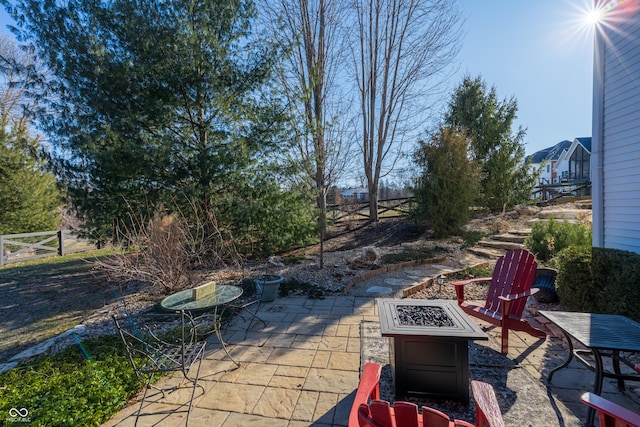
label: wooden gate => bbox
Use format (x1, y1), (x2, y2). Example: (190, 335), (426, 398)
(0, 230), (95, 266)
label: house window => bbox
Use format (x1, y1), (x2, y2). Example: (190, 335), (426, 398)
(569, 147), (590, 180)
(547, 164), (550, 173)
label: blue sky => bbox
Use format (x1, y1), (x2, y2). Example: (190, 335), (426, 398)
(452, 0), (596, 155)
(0, 1), (595, 158)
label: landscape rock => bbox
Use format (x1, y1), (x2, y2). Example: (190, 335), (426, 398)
(515, 204), (541, 216)
(362, 247), (379, 262)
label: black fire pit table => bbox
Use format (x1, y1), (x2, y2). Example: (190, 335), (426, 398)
(377, 299), (488, 404)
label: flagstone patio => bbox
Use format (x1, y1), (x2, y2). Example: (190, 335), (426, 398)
(103, 294), (640, 427)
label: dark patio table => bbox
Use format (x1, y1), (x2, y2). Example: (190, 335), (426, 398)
(539, 310), (640, 427)
(378, 299), (488, 404)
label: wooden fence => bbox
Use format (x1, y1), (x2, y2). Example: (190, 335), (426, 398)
(0, 230), (96, 266)
(327, 197), (415, 224)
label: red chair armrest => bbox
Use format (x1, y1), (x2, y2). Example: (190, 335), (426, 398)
(581, 392), (640, 427)
(471, 380), (506, 427)
(452, 277), (492, 304)
(451, 277), (492, 288)
(498, 288), (539, 303)
(349, 363), (382, 427)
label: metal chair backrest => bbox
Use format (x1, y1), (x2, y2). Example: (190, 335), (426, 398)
(112, 310), (201, 378)
(112, 309), (206, 425)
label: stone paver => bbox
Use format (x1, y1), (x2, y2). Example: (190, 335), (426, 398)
(103, 287), (640, 427)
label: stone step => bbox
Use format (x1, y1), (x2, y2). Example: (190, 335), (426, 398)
(490, 233), (528, 244)
(467, 246), (505, 260)
(506, 229), (532, 236)
(477, 239), (525, 251)
(537, 209), (583, 220)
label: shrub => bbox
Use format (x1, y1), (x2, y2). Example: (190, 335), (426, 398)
(524, 218), (592, 261)
(555, 245), (594, 312)
(459, 230), (487, 249)
(412, 127), (480, 238)
(592, 247), (640, 322)
(555, 246), (640, 322)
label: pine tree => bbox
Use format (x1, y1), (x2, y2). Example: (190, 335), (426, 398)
(413, 127), (479, 238)
(0, 120), (61, 235)
(445, 75), (536, 212)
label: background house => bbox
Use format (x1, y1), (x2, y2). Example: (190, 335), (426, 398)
(555, 137), (592, 183)
(592, 0), (640, 254)
(527, 138), (591, 185)
(528, 140), (572, 184)
(340, 187), (369, 201)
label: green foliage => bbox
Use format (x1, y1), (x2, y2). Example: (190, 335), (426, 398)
(555, 246), (640, 322)
(524, 218), (592, 261)
(5, 0), (312, 251)
(444, 75), (538, 211)
(220, 178), (317, 256)
(591, 247), (640, 322)
(459, 229), (487, 249)
(412, 127), (479, 238)
(0, 335), (141, 426)
(0, 120), (61, 235)
(555, 245), (594, 312)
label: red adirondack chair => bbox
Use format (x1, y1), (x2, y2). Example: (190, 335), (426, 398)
(350, 363), (505, 427)
(452, 249), (546, 354)
(357, 400), (475, 427)
(581, 392), (640, 427)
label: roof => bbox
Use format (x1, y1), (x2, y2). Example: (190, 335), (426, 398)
(527, 140), (572, 164)
(575, 137), (592, 152)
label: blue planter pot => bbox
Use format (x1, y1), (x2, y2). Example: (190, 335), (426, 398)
(254, 274), (283, 302)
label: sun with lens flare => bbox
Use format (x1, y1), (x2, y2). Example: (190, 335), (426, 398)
(584, 8), (604, 26)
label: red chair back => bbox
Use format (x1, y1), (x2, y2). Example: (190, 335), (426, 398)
(484, 249), (537, 318)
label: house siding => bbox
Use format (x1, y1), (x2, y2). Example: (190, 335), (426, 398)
(593, 0), (640, 253)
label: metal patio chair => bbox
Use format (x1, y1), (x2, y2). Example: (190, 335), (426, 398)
(112, 310), (206, 426)
(224, 278), (267, 337)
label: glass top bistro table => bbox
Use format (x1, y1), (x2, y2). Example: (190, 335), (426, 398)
(539, 310), (640, 427)
(161, 284), (243, 365)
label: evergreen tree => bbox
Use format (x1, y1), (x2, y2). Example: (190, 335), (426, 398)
(444, 75), (536, 212)
(3, 0), (315, 253)
(413, 127), (479, 238)
(0, 122), (61, 235)
(0, 34), (61, 235)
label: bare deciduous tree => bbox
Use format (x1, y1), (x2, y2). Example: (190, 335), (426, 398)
(348, 0), (462, 221)
(258, 0), (352, 268)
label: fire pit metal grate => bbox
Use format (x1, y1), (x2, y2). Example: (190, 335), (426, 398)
(396, 305), (455, 327)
